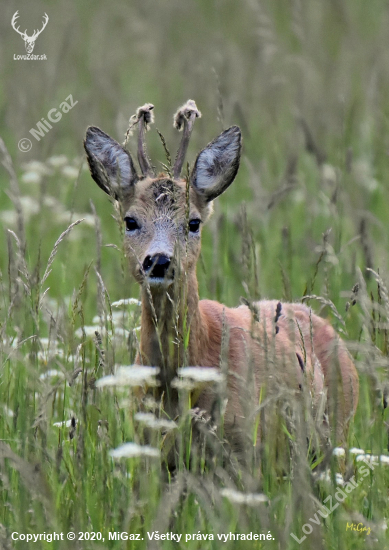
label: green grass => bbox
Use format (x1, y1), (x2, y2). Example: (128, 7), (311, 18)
(1, 0), (389, 548)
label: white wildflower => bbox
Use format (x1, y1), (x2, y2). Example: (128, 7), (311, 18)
(96, 365), (160, 388)
(332, 447), (345, 457)
(36, 338), (64, 364)
(109, 442), (160, 459)
(40, 369), (65, 380)
(134, 412), (177, 431)
(0, 211), (17, 226)
(43, 196), (62, 209)
(355, 454), (369, 462)
(39, 337), (50, 346)
(2, 196), (42, 226)
(61, 166), (79, 179)
(335, 473), (344, 486)
(21, 160), (52, 176)
(349, 447), (365, 455)
(80, 214), (95, 227)
(317, 470), (331, 483)
(317, 469), (344, 485)
(4, 406), (14, 418)
(172, 367), (224, 391)
(66, 353), (89, 364)
(220, 488), (268, 506)
(53, 418), (77, 428)
(353, 159), (379, 192)
(356, 454), (389, 466)
(171, 378), (198, 391)
(292, 189), (305, 204)
(21, 171), (42, 184)
(177, 367), (224, 383)
(47, 155), (68, 168)
(20, 196), (40, 217)
(356, 454), (379, 464)
(321, 163), (338, 187)
(142, 396), (160, 411)
(112, 298), (141, 308)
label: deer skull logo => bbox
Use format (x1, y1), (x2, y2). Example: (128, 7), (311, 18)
(11, 11), (49, 54)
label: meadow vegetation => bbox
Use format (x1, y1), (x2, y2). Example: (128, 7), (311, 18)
(1, 0), (389, 548)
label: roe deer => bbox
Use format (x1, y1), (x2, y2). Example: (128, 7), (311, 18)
(84, 101), (358, 455)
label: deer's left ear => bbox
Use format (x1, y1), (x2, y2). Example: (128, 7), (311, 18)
(190, 126), (241, 202)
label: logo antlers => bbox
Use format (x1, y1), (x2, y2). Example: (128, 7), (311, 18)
(11, 11), (49, 54)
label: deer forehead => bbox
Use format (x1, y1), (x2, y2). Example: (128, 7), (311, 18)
(123, 177), (209, 222)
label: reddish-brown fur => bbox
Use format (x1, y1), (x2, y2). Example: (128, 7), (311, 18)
(84, 102), (359, 453)
(140, 273), (358, 445)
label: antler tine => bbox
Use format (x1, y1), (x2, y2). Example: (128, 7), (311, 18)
(11, 11), (25, 36)
(128, 103), (155, 177)
(37, 13), (49, 36)
(32, 14), (49, 39)
(11, 11), (19, 25)
(173, 100), (201, 179)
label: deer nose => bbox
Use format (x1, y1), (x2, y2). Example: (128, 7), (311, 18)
(143, 255), (172, 279)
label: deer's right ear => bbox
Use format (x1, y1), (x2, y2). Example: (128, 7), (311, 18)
(84, 126), (138, 198)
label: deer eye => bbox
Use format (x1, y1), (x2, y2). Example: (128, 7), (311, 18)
(124, 217), (140, 232)
(188, 219), (201, 233)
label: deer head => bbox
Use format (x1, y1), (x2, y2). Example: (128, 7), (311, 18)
(84, 101), (241, 294)
(11, 11), (49, 54)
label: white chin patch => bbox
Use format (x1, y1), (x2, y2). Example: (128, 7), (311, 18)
(145, 277), (174, 287)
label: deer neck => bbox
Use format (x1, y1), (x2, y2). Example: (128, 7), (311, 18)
(139, 271), (208, 380)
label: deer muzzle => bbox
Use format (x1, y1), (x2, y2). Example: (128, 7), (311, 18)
(142, 254), (174, 284)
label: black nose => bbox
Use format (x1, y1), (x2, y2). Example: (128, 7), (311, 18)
(143, 255), (172, 278)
